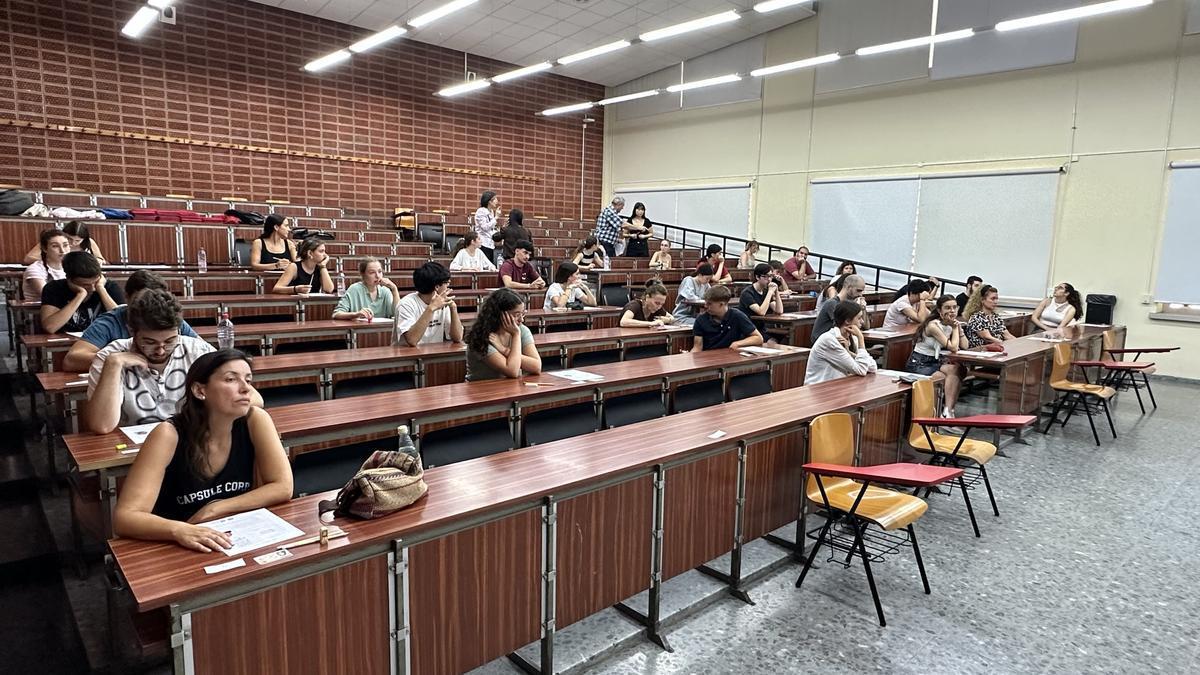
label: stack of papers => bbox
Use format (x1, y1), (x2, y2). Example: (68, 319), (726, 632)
(548, 369), (605, 383)
(739, 346), (783, 355)
(120, 422), (161, 445)
(198, 508), (306, 557)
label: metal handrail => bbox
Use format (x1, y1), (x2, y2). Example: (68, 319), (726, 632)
(651, 222), (968, 294)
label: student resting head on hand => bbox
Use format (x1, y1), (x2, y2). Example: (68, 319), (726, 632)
(113, 349), (293, 552)
(805, 300), (878, 385)
(465, 288), (542, 381)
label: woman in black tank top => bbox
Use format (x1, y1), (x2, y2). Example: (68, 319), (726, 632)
(272, 237), (335, 295)
(250, 214), (298, 271)
(113, 350), (294, 552)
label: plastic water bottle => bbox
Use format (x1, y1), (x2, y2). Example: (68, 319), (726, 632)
(233, 249), (242, 267)
(216, 312), (235, 350)
(197, 246), (208, 274)
(336, 271), (346, 297)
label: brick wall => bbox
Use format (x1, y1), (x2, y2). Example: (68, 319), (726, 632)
(0, 0), (605, 219)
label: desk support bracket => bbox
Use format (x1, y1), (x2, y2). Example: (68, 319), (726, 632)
(508, 498), (558, 674)
(613, 464), (673, 652)
(169, 605), (195, 675)
(763, 425), (809, 561)
(697, 443), (754, 605)
(390, 540), (412, 675)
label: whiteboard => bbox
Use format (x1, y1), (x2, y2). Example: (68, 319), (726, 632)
(1153, 166), (1200, 304)
(617, 186), (752, 252)
(809, 179), (919, 289)
(913, 172), (1060, 300)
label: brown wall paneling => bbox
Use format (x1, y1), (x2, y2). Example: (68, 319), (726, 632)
(81, 220), (121, 264)
(0, 218), (50, 267)
(770, 357), (806, 390)
(1, 0), (605, 220)
(556, 475), (654, 629)
(743, 430), (806, 542)
(124, 222), (177, 264)
(182, 225), (231, 265)
(662, 450), (739, 581)
(190, 555), (390, 675)
(858, 396), (906, 466)
(409, 508), (542, 675)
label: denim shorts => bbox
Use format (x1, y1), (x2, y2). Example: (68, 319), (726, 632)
(906, 351), (943, 376)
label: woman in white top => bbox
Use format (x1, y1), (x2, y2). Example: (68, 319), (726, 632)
(448, 232), (497, 272)
(805, 300), (877, 385)
(738, 240), (760, 270)
(905, 295), (969, 417)
(23, 229), (71, 300)
(649, 238), (673, 270)
(473, 191), (500, 264)
(819, 260), (857, 309)
(543, 262), (596, 310)
(1031, 281), (1083, 331)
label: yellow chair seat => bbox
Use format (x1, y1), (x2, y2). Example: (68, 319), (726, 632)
(1050, 380), (1116, 398)
(909, 432), (996, 465)
(806, 478), (929, 531)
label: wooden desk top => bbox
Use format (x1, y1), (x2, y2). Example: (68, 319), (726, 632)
(37, 325), (690, 394)
(949, 322), (1112, 365)
(67, 346), (807, 473)
(109, 373), (904, 612)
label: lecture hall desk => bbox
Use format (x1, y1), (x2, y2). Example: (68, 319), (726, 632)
(67, 346), (808, 539)
(108, 374), (910, 675)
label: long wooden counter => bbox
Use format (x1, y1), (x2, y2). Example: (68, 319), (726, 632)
(109, 374), (909, 675)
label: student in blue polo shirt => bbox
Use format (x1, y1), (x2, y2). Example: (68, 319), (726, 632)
(63, 270), (198, 373)
(691, 285), (763, 352)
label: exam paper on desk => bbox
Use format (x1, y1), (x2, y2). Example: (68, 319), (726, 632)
(198, 508), (306, 557)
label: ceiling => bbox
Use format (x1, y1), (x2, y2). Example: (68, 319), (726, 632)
(249, 0), (815, 86)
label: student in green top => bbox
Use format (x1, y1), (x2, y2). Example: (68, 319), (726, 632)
(332, 257), (400, 321)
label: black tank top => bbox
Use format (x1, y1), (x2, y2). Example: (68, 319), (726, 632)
(292, 262), (321, 292)
(153, 415), (256, 522)
(258, 237), (293, 265)
(578, 249), (601, 266)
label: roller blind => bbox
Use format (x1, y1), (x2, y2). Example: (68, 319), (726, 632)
(809, 179), (919, 289)
(932, 0), (1079, 81)
(913, 172), (1060, 299)
(1153, 165), (1200, 304)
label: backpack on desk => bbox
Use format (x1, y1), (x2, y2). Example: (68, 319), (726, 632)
(319, 426), (428, 521)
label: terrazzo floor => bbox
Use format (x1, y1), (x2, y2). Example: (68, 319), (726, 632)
(475, 379), (1200, 674)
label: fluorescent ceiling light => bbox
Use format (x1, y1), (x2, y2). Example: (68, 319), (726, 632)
(542, 102), (594, 116)
(598, 89), (661, 105)
(304, 49), (352, 72)
(640, 10), (741, 42)
(750, 52), (840, 77)
(148, 0), (174, 8)
(995, 0), (1152, 32)
(665, 73), (742, 93)
(409, 0), (480, 29)
(754, 0), (810, 13)
(121, 6), (160, 38)
(558, 40), (631, 65)
(437, 79), (491, 97)
(493, 62), (554, 83)
(348, 25), (407, 53)
(855, 28), (974, 56)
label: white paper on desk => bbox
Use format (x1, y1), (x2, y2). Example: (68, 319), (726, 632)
(356, 317), (394, 324)
(199, 508), (305, 557)
(548, 368), (605, 383)
(304, 292), (331, 296)
(65, 331), (84, 338)
(967, 351), (1005, 359)
(779, 313), (805, 319)
(1027, 336), (1068, 343)
(739, 346), (783, 355)
(1080, 323), (1110, 327)
(581, 306), (604, 311)
(876, 369), (929, 382)
(66, 377), (88, 387)
(121, 422), (161, 445)
(864, 330), (900, 338)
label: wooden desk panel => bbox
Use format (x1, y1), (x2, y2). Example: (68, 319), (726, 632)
(556, 476), (654, 629)
(743, 430), (805, 542)
(191, 556), (390, 675)
(662, 451), (738, 581)
(858, 396), (907, 466)
(409, 509), (542, 675)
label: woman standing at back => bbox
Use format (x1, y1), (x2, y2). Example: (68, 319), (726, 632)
(501, 208), (532, 262)
(249, 214), (298, 271)
(474, 191), (501, 264)
(622, 202), (653, 257)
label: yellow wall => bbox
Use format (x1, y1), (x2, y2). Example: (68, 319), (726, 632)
(603, 0), (1200, 378)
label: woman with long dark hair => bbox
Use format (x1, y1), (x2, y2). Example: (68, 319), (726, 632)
(819, 260), (858, 308)
(1032, 281), (1083, 331)
(22, 221), (108, 265)
(272, 237), (334, 294)
(501, 208), (533, 261)
(906, 295), (969, 416)
(474, 191), (500, 263)
(113, 349), (293, 552)
(465, 288), (542, 381)
(622, 202), (653, 257)
(572, 236), (608, 272)
(543, 261), (596, 310)
(250, 214), (298, 271)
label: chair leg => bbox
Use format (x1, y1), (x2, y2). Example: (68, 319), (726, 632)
(853, 519), (886, 627)
(1082, 396), (1100, 446)
(1062, 393), (1081, 427)
(959, 475), (980, 538)
(795, 514), (833, 589)
(1101, 398), (1117, 439)
(979, 465), (1000, 517)
(1043, 394), (1067, 434)
(1127, 371), (1146, 414)
(907, 525), (930, 595)
(1142, 372), (1158, 409)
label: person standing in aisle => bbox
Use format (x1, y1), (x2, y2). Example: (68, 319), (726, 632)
(474, 191), (501, 264)
(593, 196), (625, 259)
